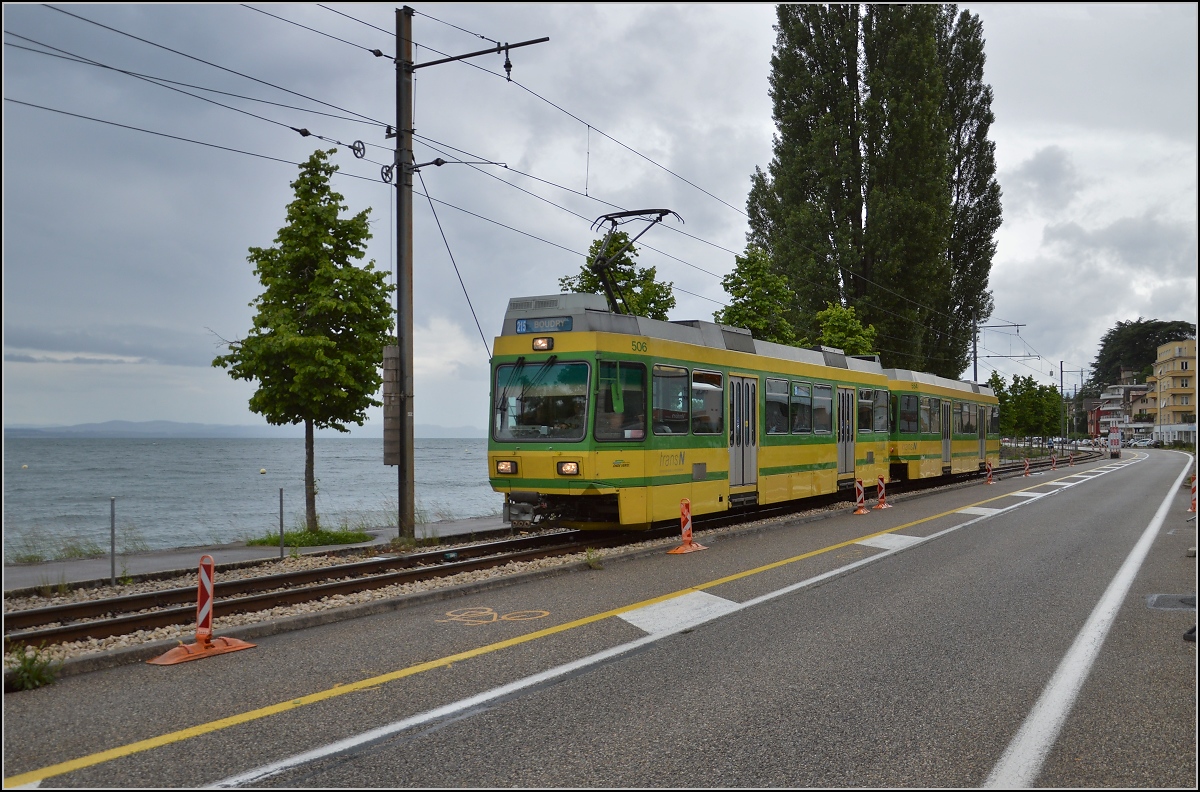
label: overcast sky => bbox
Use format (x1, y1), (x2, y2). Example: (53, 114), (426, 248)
(3, 3), (1196, 435)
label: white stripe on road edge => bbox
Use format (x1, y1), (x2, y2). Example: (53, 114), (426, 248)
(1007, 492), (1043, 498)
(208, 454), (1149, 789)
(958, 506), (1004, 516)
(983, 454), (1193, 788)
(856, 533), (925, 551)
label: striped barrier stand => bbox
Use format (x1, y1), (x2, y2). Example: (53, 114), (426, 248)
(872, 476), (893, 509)
(853, 479), (869, 515)
(668, 498), (706, 554)
(986, 462), (994, 484)
(1023, 458), (1031, 477)
(148, 555), (255, 665)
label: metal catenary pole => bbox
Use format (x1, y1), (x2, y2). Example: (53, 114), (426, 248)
(389, 8), (547, 541)
(396, 6), (416, 540)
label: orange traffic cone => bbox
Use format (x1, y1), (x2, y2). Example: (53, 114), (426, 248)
(872, 476), (893, 509)
(148, 555), (255, 665)
(668, 498), (706, 554)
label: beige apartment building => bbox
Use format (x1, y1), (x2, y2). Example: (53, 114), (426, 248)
(1152, 337), (1196, 444)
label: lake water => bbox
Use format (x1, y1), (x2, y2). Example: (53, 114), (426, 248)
(2, 437), (497, 564)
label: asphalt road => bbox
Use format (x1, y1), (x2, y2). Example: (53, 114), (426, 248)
(3, 450), (1195, 788)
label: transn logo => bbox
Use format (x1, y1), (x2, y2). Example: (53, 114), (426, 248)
(659, 451), (685, 467)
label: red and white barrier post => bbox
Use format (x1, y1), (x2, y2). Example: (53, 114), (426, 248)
(668, 498), (707, 554)
(1023, 458), (1031, 477)
(853, 479), (869, 514)
(873, 476), (893, 509)
(1051, 454), (1057, 471)
(986, 461), (994, 484)
(1190, 476), (1196, 514)
(148, 555), (255, 665)
(1069, 452), (1074, 467)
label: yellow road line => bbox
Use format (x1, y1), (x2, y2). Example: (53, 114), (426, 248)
(2, 470), (1100, 788)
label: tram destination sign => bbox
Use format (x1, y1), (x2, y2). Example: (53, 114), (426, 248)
(515, 316), (572, 334)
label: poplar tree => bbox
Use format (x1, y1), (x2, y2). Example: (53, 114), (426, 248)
(213, 150), (394, 532)
(746, 3), (1001, 378)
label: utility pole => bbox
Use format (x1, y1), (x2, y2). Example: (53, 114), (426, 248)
(384, 7), (548, 540)
(973, 320), (1026, 382)
(395, 6), (415, 541)
(1061, 365), (1085, 436)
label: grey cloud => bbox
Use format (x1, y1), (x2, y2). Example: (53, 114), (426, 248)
(3, 353), (146, 365)
(1003, 146), (1085, 214)
(1043, 213), (1197, 277)
(4, 325), (221, 367)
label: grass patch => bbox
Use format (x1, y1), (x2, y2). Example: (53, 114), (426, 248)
(246, 528), (371, 548)
(5, 644), (62, 692)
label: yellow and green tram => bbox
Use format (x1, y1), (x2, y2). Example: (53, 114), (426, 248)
(489, 293), (1000, 529)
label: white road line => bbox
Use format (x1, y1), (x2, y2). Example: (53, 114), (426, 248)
(1042, 482), (1073, 487)
(1007, 492), (1043, 498)
(619, 590), (740, 634)
(983, 455), (1193, 788)
(856, 533), (925, 551)
(958, 506), (1003, 516)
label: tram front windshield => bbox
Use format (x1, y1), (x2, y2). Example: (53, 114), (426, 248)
(493, 361), (589, 441)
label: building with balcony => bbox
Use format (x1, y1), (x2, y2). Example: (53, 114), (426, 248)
(1152, 338), (1196, 444)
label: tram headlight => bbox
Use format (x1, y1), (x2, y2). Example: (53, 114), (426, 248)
(532, 337), (554, 351)
(556, 461), (580, 476)
(495, 460), (518, 475)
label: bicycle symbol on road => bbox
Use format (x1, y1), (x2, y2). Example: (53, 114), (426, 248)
(437, 607), (550, 626)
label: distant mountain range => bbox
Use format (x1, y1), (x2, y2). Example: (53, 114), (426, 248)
(3, 420), (486, 439)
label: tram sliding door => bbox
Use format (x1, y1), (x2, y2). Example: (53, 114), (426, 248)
(941, 400), (953, 467)
(837, 387), (855, 476)
(729, 376), (758, 486)
(978, 406), (986, 461)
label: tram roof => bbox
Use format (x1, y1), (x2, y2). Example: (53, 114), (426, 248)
(502, 293), (885, 375)
(883, 368), (995, 397)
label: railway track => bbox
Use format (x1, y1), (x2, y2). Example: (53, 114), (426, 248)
(4, 449), (1098, 650)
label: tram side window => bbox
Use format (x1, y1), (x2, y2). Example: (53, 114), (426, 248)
(652, 365), (690, 435)
(791, 382), (812, 433)
(873, 389), (889, 432)
(990, 406), (1000, 434)
(692, 370), (724, 434)
(900, 395), (920, 434)
(919, 397), (931, 434)
(812, 384), (833, 433)
(952, 402), (964, 435)
(595, 361), (646, 441)
(929, 398), (942, 434)
(964, 404), (976, 434)
(765, 378), (789, 434)
(858, 389), (874, 433)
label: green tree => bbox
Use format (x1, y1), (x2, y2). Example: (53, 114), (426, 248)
(746, 3), (862, 342)
(815, 302), (877, 356)
(713, 245), (801, 345)
(986, 370), (1013, 436)
(929, 6), (1002, 376)
(213, 149), (394, 532)
(747, 3), (1000, 377)
(559, 231), (675, 320)
(1087, 318), (1195, 389)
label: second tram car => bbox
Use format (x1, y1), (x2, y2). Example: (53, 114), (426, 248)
(489, 293), (999, 529)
